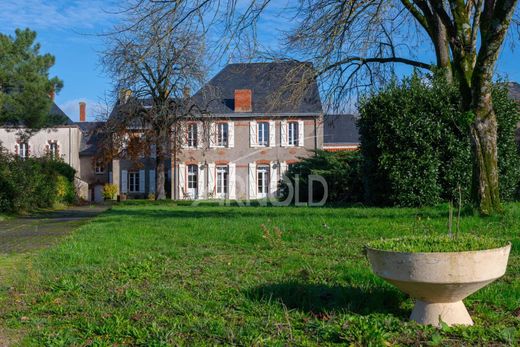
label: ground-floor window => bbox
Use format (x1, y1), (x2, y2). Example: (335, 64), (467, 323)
(19, 142), (28, 159)
(187, 164), (198, 198)
(257, 165), (269, 198)
(216, 165), (228, 198)
(129, 171), (140, 193)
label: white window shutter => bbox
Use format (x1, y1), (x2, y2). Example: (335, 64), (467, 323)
(298, 120), (305, 146)
(197, 163), (205, 199)
(248, 162), (256, 199)
(228, 162), (236, 199)
(149, 169), (156, 193)
(121, 170), (128, 193)
(180, 124), (187, 149)
(207, 163), (215, 197)
(270, 162), (278, 197)
(280, 162), (288, 178)
(197, 122), (203, 148)
(249, 121), (258, 147)
(209, 123), (217, 148)
(139, 170), (145, 193)
(178, 163), (186, 195)
(269, 121), (276, 147)
(228, 121), (235, 148)
(280, 120), (288, 147)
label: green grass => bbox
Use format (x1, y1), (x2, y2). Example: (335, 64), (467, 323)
(367, 234), (507, 252)
(0, 202), (518, 346)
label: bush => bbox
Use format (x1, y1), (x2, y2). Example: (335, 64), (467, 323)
(103, 184), (118, 200)
(0, 150), (77, 213)
(358, 74), (520, 207)
(279, 150), (363, 204)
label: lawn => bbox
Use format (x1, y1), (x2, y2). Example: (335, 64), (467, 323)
(0, 202), (518, 345)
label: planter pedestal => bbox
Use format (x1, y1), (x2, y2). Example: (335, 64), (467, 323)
(367, 244), (511, 327)
(411, 300), (472, 326)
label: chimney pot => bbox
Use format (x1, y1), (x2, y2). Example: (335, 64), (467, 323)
(49, 90), (55, 102)
(79, 102), (86, 122)
(234, 89), (252, 112)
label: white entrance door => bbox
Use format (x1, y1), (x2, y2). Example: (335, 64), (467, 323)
(257, 165), (269, 198)
(216, 166), (228, 199)
(187, 164), (198, 199)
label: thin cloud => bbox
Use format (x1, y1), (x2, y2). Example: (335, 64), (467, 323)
(59, 99), (108, 122)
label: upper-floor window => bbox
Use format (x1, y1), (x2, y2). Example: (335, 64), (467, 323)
(187, 123), (198, 148)
(95, 162), (104, 174)
(49, 142), (58, 159)
(288, 122), (299, 146)
(258, 122), (269, 146)
(217, 123), (228, 147)
(19, 142), (28, 159)
(129, 171), (140, 193)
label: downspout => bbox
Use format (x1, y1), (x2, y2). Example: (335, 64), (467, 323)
(69, 127), (71, 165)
(314, 116), (318, 154)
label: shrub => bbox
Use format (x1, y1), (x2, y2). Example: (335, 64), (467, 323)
(103, 184), (118, 200)
(280, 150), (363, 204)
(358, 74), (520, 207)
(0, 150), (77, 213)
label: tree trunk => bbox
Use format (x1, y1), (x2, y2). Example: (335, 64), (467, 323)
(470, 107), (501, 215)
(156, 145), (166, 200)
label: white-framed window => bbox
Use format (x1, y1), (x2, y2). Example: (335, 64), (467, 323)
(49, 142), (58, 159)
(288, 122), (298, 146)
(187, 164), (198, 198)
(129, 171), (140, 193)
(187, 123), (198, 148)
(216, 165), (228, 197)
(217, 123), (229, 147)
(19, 142), (28, 159)
(257, 165), (270, 198)
(95, 162), (105, 174)
(257, 122), (269, 146)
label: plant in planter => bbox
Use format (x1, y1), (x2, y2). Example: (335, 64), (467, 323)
(102, 183), (118, 201)
(366, 201), (511, 327)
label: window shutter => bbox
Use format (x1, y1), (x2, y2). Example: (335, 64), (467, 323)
(228, 122), (235, 148)
(197, 163), (205, 199)
(280, 120), (288, 147)
(248, 162), (256, 200)
(249, 121), (258, 147)
(228, 162), (236, 199)
(269, 121), (276, 147)
(178, 164), (186, 195)
(208, 163), (215, 197)
(197, 122), (203, 148)
(270, 162), (278, 197)
(209, 123), (217, 148)
(149, 169), (156, 193)
(121, 170), (128, 193)
(150, 144), (157, 158)
(298, 120), (305, 146)
(109, 172), (113, 184)
(280, 162), (288, 178)
(139, 170), (145, 193)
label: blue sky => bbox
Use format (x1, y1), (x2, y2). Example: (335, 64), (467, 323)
(0, 1), (518, 121)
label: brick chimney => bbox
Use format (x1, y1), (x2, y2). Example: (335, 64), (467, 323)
(79, 102), (86, 122)
(234, 89), (252, 112)
(49, 90), (55, 101)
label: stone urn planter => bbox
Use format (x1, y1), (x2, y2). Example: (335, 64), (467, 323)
(366, 243), (511, 326)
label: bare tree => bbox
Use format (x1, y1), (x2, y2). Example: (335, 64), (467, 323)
(100, 7), (206, 199)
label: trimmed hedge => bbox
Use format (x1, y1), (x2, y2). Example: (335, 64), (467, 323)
(0, 151), (77, 212)
(358, 75), (520, 207)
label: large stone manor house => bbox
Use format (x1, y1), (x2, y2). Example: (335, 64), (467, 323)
(0, 62), (360, 201)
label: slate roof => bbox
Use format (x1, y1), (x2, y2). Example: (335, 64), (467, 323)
(323, 114), (360, 145)
(192, 61), (323, 115)
(1, 102), (74, 127)
(507, 82), (520, 101)
(77, 121), (105, 156)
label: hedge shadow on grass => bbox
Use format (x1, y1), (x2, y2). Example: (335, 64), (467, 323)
(245, 281), (408, 317)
